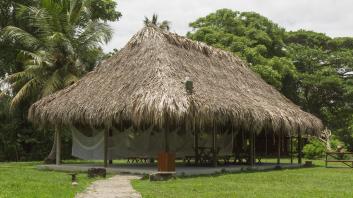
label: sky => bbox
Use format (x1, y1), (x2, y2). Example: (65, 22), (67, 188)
(104, 0), (353, 52)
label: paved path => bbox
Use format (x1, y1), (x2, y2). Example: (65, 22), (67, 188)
(75, 175), (142, 198)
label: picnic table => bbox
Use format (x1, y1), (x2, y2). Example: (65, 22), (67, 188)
(127, 156), (150, 164)
(184, 146), (220, 165)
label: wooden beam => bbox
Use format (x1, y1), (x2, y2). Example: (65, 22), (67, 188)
(109, 129), (113, 165)
(290, 136), (293, 164)
(164, 114), (170, 153)
(212, 127), (217, 167)
(250, 131), (255, 167)
(55, 126), (61, 165)
(194, 121), (199, 165)
(164, 128), (169, 152)
(104, 128), (108, 167)
(298, 131), (302, 164)
(277, 132), (281, 165)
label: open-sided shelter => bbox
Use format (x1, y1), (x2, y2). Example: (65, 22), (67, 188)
(29, 26), (323, 167)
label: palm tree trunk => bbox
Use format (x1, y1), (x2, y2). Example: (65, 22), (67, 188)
(44, 131), (57, 164)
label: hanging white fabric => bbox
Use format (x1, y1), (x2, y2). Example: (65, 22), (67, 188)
(71, 126), (234, 160)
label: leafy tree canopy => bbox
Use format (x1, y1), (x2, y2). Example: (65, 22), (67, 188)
(188, 8), (353, 149)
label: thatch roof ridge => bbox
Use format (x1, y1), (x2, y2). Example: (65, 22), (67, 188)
(28, 26), (323, 135)
(127, 25), (243, 64)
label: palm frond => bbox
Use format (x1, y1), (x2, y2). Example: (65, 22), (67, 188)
(6, 70), (35, 84)
(76, 22), (112, 49)
(143, 17), (150, 26)
(69, 0), (83, 24)
(42, 69), (62, 96)
(18, 50), (53, 66)
(16, 4), (53, 39)
(63, 72), (79, 87)
(2, 26), (41, 49)
(10, 78), (41, 109)
(152, 14), (158, 25)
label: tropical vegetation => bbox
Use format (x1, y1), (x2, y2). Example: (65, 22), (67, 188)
(0, 0), (120, 161)
(187, 9), (353, 151)
(0, 5), (353, 162)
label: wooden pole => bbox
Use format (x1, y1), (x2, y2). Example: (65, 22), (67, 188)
(55, 126), (61, 165)
(109, 129), (113, 165)
(290, 136), (293, 164)
(164, 128), (169, 152)
(104, 128), (108, 167)
(194, 121), (199, 165)
(298, 131), (302, 165)
(277, 132), (281, 165)
(212, 126), (217, 167)
(250, 131), (255, 167)
(164, 113), (170, 153)
(265, 131), (268, 156)
(254, 131), (256, 165)
(231, 127), (235, 162)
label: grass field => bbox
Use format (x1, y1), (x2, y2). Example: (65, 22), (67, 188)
(0, 162), (95, 198)
(132, 159), (353, 198)
(1, 159), (353, 198)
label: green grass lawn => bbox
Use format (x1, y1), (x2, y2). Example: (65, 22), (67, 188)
(132, 159), (353, 198)
(0, 162), (95, 198)
(1, 159), (352, 198)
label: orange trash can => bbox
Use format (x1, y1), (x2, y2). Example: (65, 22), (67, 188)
(158, 152), (176, 172)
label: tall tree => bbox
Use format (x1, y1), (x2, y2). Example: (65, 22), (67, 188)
(188, 9), (353, 150)
(1, 0), (121, 162)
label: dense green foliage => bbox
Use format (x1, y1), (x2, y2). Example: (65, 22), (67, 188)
(303, 139), (326, 159)
(0, 0), (120, 161)
(0, 162), (95, 198)
(1, 6), (353, 161)
(187, 9), (353, 150)
(133, 160), (353, 198)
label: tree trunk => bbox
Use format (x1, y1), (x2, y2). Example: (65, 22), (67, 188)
(44, 131), (57, 164)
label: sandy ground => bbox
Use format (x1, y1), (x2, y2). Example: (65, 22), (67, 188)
(75, 175), (142, 198)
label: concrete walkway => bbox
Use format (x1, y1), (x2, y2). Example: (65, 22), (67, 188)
(39, 163), (301, 176)
(75, 175), (142, 198)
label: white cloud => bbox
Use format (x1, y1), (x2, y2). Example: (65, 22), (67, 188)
(104, 0), (353, 52)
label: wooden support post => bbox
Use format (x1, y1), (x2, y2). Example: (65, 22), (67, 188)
(212, 127), (217, 167)
(290, 136), (293, 164)
(232, 129), (236, 163)
(325, 152), (328, 168)
(104, 128), (108, 168)
(265, 131), (268, 156)
(164, 128), (169, 152)
(254, 132), (256, 165)
(55, 126), (61, 165)
(250, 131), (255, 167)
(277, 132), (281, 165)
(108, 129), (113, 165)
(194, 126), (199, 166)
(298, 131), (302, 165)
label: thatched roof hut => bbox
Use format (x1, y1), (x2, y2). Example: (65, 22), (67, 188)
(28, 26), (323, 136)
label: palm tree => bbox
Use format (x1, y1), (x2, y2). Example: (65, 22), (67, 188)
(144, 14), (171, 31)
(2, 0), (113, 163)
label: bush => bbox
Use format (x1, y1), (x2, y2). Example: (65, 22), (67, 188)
(303, 138), (326, 159)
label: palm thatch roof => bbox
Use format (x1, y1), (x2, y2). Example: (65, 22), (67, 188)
(28, 26), (323, 136)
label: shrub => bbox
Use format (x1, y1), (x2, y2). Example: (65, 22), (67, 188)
(303, 138), (326, 159)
